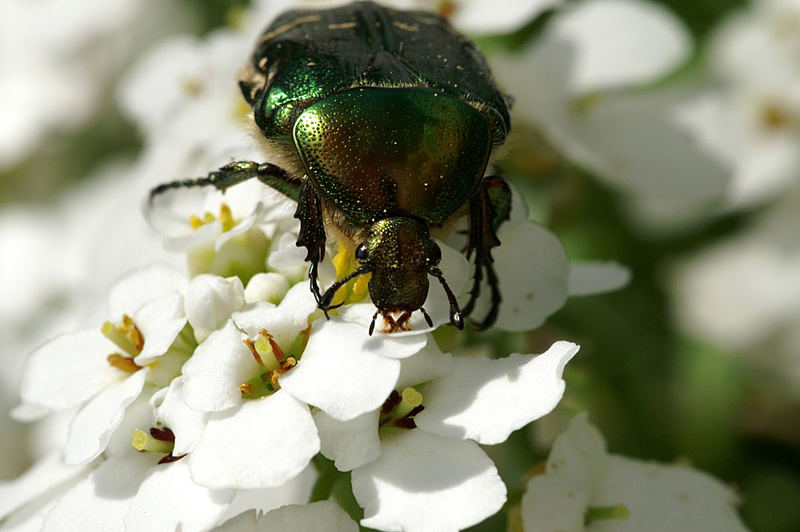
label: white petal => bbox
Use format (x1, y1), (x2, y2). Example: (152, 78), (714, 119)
(185, 274), (245, 342)
(42, 452), (155, 532)
(415, 341), (579, 444)
(279, 321), (404, 421)
(0, 454), (90, 520)
(259, 501), (358, 532)
(63, 370), (147, 465)
(19, 330), (123, 411)
(395, 342), (454, 390)
(352, 430), (506, 532)
(493, 48), (729, 210)
(108, 263), (188, 317)
(152, 377), (208, 455)
(486, 221), (570, 331)
(132, 292), (187, 363)
(215, 202), (267, 252)
(520, 473), (588, 532)
(314, 409), (381, 472)
(182, 321), (259, 412)
(232, 282), (318, 346)
(125, 460), (235, 532)
(548, 0), (690, 94)
(592, 456), (748, 532)
(218, 501), (358, 532)
(244, 272), (290, 304)
(105, 386), (158, 458)
(450, 0), (560, 35)
(218, 464), (317, 524)
(189, 390), (319, 489)
(568, 261), (631, 296)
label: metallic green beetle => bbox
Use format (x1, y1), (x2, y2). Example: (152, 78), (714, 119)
(150, 1), (513, 334)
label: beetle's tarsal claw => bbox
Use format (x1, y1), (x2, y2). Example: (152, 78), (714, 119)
(451, 311), (464, 330)
(369, 312), (379, 336)
(420, 307), (434, 327)
(429, 267), (464, 331)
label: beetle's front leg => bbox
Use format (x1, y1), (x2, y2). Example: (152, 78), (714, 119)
(149, 161), (299, 202)
(461, 175), (511, 330)
(294, 179), (328, 309)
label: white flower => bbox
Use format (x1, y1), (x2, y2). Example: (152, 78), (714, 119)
(12, 263), (206, 465)
(674, 0), (800, 208)
(491, 0), (731, 227)
(520, 412), (748, 532)
(316, 341), (580, 531)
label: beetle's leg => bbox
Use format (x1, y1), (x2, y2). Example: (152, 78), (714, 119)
(461, 175), (511, 330)
(295, 180), (328, 308)
(149, 161), (299, 202)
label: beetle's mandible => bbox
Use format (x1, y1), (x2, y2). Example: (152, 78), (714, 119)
(150, 0), (514, 335)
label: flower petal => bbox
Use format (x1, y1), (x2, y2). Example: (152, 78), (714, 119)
(546, 0), (690, 94)
(0, 453), (90, 521)
(19, 329), (123, 412)
(352, 430), (506, 532)
(218, 464), (317, 524)
(152, 377), (208, 455)
(41, 452), (154, 532)
(484, 221), (570, 332)
(185, 274), (245, 343)
(108, 263), (188, 317)
(278, 321), (405, 421)
(568, 261), (631, 296)
(314, 409), (381, 472)
(218, 501), (358, 532)
(395, 342), (454, 390)
(125, 460), (234, 532)
(415, 341), (579, 444)
(133, 292), (187, 363)
(232, 282), (318, 347)
(63, 370), (147, 465)
(182, 320), (259, 413)
(189, 390), (319, 489)
(450, 0), (561, 35)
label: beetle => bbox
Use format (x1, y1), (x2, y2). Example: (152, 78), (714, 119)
(150, 0), (513, 334)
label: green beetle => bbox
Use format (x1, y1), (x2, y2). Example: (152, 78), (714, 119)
(150, 1), (513, 334)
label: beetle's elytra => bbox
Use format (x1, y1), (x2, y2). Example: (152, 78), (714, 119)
(150, 0), (513, 334)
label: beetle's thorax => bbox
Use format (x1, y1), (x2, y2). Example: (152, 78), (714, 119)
(292, 87), (492, 228)
(364, 217), (435, 313)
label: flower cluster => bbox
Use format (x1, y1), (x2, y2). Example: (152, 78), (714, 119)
(0, 1), (754, 531)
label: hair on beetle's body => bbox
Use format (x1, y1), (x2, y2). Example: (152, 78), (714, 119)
(150, 0), (514, 334)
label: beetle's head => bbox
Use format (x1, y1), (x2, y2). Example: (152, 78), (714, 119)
(318, 216), (462, 334)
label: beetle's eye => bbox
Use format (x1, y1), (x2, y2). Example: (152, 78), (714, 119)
(355, 243), (369, 261)
(428, 243), (442, 266)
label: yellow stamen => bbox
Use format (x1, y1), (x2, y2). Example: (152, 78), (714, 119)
(394, 387), (423, 419)
(107, 354), (142, 374)
(352, 274), (370, 298)
(270, 357), (297, 388)
(219, 203), (235, 232)
(101, 314), (143, 356)
(131, 429), (174, 454)
(332, 241), (350, 278)
(189, 214), (205, 230)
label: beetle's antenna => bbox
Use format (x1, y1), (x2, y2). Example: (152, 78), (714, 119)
(429, 268), (464, 329)
(318, 266), (371, 313)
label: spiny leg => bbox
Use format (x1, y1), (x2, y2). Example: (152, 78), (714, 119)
(295, 180), (328, 308)
(461, 175), (511, 330)
(149, 161), (299, 202)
